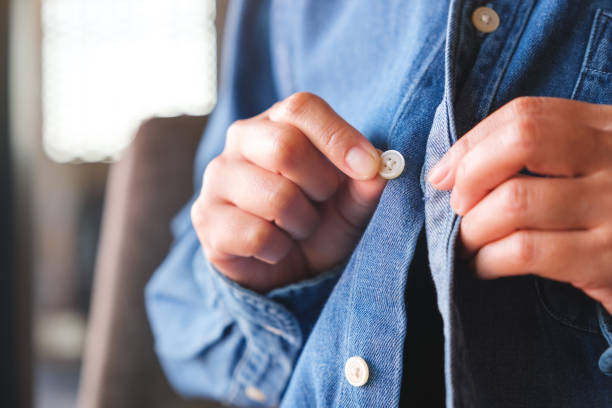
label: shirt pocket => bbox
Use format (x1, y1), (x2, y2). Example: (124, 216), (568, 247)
(571, 8), (612, 104)
(535, 8), (612, 333)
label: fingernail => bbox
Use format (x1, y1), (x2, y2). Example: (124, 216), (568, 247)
(345, 146), (378, 178)
(427, 161), (449, 186)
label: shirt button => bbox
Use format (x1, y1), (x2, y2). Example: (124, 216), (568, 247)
(379, 150), (405, 179)
(472, 7), (500, 33)
(344, 356), (370, 387)
(245, 385), (267, 402)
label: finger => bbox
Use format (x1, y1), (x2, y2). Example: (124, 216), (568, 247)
(336, 177), (389, 230)
(460, 176), (597, 255)
(204, 157), (320, 240)
(428, 97), (612, 189)
(224, 117), (342, 201)
(300, 175), (387, 271)
(472, 229), (595, 284)
(208, 246), (311, 293)
(450, 118), (607, 215)
(194, 202), (294, 265)
(266, 92), (381, 180)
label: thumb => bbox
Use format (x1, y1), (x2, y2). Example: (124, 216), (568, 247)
(300, 174), (387, 272)
(334, 175), (388, 231)
(301, 176), (387, 271)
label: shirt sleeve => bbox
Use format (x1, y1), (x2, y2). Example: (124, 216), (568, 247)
(144, 1), (343, 405)
(145, 216), (343, 406)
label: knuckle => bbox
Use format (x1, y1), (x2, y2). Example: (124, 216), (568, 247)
(597, 229), (612, 264)
(225, 119), (246, 144)
(269, 127), (302, 170)
(190, 200), (205, 228)
(508, 96), (543, 118)
(507, 118), (537, 153)
(512, 231), (536, 266)
(202, 244), (225, 266)
(206, 236), (227, 259)
(268, 179), (299, 217)
(191, 201), (213, 242)
(202, 156), (224, 190)
(277, 92), (319, 121)
(320, 125), (345, 155)
(245, 222), (274, 256)
(502, 179), (529, 217)
(459, 214), (475, 241)
(455, 160), (470, 184)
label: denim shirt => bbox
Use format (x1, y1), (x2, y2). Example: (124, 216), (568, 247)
(145, 1), (612, 406)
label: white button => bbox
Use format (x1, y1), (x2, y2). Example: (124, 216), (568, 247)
(472, 7), (500, 33)
(344, 356), (369, 387)
(379, 150), (405, 179)
(245, 386), (266, 402)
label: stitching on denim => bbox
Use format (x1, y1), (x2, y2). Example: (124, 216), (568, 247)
(444, 1), (462, 146)
(226, 289), (301, 346)
(532, 276), (600, 334)
(590, 9), (611, 53)
(583, 67), (612, 76)
(572, 9), (604, 99)
(202, 245), (302, 342)
(227, 345), (251, 403)
(233, 292), (299, 338)
(211, 265), (301, 343)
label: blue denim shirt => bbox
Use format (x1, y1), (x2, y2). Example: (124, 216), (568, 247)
(145, 1), (612, 406)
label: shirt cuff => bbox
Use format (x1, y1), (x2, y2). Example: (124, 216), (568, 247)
(597, 304), (612, 376)
(195, 248), (344, 346)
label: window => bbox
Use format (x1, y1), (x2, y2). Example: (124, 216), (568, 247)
(41, 0), (216, 162)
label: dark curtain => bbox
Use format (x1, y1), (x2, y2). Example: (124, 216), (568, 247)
(0, 0), (25, 406)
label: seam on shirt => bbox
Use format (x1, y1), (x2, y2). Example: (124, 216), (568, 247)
(583, 67), (612, 76)
(572, 8), (604, 99)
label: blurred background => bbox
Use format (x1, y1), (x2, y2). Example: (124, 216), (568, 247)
(2, 0), (226, 407)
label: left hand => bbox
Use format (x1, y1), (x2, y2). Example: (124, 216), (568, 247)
(427, 97), (612, 313)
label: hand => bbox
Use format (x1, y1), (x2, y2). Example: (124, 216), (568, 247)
(192, 92), (386, 292)
(428, 97), (612, 313)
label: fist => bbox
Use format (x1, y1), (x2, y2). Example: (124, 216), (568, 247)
(191, 92), (386, 292)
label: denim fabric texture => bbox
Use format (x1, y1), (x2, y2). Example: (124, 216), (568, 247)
(145, 0), (612, 406)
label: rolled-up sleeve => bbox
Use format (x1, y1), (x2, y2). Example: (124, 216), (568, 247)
(597, 305), (612, 376)
(145, 214), (343, 406)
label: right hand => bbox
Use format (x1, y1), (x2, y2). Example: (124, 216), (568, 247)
(191, 92), (387, 292)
